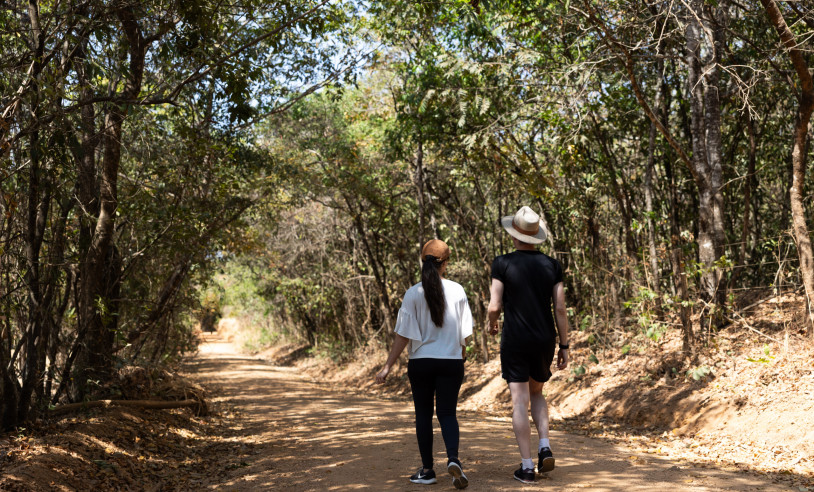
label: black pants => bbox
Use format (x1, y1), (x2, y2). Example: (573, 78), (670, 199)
(407, 358), (465, 469)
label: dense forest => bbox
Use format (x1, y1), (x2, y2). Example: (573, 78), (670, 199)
(2, 0), (813, 431)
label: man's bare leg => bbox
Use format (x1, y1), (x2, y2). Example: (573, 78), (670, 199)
(529, 378), (549, 442)
(529, 378), (555, 472)
(508, 381), (533, 462)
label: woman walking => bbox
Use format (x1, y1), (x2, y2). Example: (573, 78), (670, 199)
(375, 239), (472, 489)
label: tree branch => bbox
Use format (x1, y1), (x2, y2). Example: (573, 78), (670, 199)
(570, 2), (695, 178)
(49, 398), (205, 416)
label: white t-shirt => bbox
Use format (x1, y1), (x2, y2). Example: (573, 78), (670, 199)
(394, 279), (473, 359)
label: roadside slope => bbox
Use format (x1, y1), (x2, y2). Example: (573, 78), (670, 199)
(186, 333), (800, 491)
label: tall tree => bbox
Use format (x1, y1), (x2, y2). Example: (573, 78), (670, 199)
(759, 0), (814, 334)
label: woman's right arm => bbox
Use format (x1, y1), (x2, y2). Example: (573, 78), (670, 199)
(375, 334), (409, 384)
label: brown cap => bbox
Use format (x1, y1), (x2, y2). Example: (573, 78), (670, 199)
(421, 239), (450, 262)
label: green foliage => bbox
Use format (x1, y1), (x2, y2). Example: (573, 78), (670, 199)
(242, 325), (282, 354)
(746, 344), (776, 364)
(2, 0), (812, 430)
(644, 323), (668, 343)
(686, 366), (713, 382)
(0, 0), (362, 427)
(624, 287), (668, 343)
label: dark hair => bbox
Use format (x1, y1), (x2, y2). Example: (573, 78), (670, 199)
(422, 255), (446, 327)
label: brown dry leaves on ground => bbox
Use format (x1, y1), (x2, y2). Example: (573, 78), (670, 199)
(0, 378), (252, 492)
(548, 291), (814, 483)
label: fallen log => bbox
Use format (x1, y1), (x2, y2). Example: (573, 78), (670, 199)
(49, 399), (206, 416)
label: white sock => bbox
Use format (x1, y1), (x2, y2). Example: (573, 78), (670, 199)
(521, 458), (534, 470)
(538, 438), (550, 452)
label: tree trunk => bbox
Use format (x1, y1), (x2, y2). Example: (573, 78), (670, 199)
(73, 7), (148, 399)
(18, 0), (49, 424)
(645, 99), (661, 301)
(74, 113), (125, 398)
(69, 37), (100, 402)
(0, 207), (19, 429)
(348, 203), (394, 331)
(733, 114), (758, 287)
(663, 97), (694, 355)
(643, 24), (668, 309)
(588, 113), (637, 262)
(759, 0), (814, 334)
(579, 1), (719, 339)
(34, 198), (72, 404)
(415, 138), (426, 254)
(685, 0), (728, 328)
(45, 268), (72, 400)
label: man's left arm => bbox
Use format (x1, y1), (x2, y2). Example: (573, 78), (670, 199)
(552, 282), (570, 370)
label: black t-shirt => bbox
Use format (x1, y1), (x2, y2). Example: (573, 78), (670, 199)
(491, 250), (563, 351)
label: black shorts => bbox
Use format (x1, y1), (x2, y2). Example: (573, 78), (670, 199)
(500, 345), (555, 383)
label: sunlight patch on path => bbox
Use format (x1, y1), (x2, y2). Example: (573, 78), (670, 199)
(186, 334), (796, 491)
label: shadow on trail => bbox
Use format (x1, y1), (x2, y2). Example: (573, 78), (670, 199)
(186, 339), (802, 491)
(1, 399), (252, 491)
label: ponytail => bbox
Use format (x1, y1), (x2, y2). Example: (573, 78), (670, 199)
(422, 255), (446, 327)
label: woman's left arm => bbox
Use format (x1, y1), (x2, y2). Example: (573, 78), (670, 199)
(375, 334), (410, 384)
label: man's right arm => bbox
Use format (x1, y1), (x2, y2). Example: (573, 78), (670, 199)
(487, 278), (504, 335)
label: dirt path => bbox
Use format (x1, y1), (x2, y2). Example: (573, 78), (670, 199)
(186, 334), (793, 491)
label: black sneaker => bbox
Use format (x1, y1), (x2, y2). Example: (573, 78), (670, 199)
(447, 459), (468, 489)
(410, 467), (437, 484)
(513, 465), (535, 484)
(537, 447), (555, 473)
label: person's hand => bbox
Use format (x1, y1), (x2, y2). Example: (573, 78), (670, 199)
(375, 365), (390, 384)
(557, 349), (569, 370)
(488, 322), (499, 336)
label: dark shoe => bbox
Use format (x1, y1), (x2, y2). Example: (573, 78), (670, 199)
(513, 465), (535, 484)
(410, 467), (437, 484)
(537, 447), (555, 473)
(447, 459), (468, 489)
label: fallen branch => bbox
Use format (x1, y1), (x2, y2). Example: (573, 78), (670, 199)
(728, 313), (783, 344)
(49, 399), (206, 416)
(735, 285), (804, 315)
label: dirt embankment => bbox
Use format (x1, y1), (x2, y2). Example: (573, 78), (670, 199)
(253, 291), (814, 483)
(1, 331), (811, 491)
(192, 335), (807, 491)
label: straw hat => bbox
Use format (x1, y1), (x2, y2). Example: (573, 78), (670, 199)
(500, 206), (547, 244)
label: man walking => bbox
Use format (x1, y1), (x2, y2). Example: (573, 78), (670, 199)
(488, 206), (570, 483)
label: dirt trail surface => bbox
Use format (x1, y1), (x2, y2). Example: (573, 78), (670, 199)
(187, 334), (794, 491)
